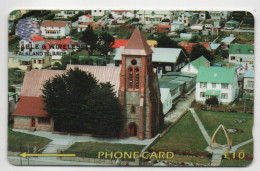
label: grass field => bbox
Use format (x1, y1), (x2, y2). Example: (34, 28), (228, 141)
(8, 125), (52, 153)
(151, 111), (209, 153)
(64, 142), (145, 160)
(220, 159), (253, 167)
(196, 110), (253, 146)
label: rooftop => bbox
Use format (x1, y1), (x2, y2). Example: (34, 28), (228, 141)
(41, 20), (68, 27)
(190, 56), (210, 69)
(229, 44), (254, 55)
(196, 67), (236, 84)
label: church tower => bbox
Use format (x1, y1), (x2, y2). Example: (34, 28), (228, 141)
(118, 28), (163, 140)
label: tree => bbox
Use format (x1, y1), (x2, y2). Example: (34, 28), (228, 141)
(96, 32), (115, 57)
(206, 96), (219, 106)
(60, 52), (80, 69)
(132, 18), (139, 22)
(42, 68), (121, 137)
(189, 35), (200, 43)
(206, 11), (211, 19)
(190, 44), (213, 62)
(80, 25), (98, 56)
(156, 34), (179, 48)
(162, 18), (170, 22)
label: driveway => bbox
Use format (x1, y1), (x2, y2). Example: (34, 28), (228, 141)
(164, 90), (195, 123)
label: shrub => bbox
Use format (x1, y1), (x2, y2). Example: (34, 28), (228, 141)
(205, 96), (219, 106)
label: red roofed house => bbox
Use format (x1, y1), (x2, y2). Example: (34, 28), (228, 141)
(111, 10), (135, 18)
(13, 28), (163, 140)
(40, 20), (71, 38)
(44, 37), (76, 64)
(19, 34), (45, 53)
(157, 25), (171, 33)
(77, 22), (95, 32)
(78, 14), (94, 22)
(13, 70), (64, 131)
(178, 42), (211, 54)
(111, 39), (128, 48)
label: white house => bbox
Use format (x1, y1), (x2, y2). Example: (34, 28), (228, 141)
(40, 20), (71, 38)
(210, 11), (223, 20)
(19, 34), (44, 53)
(171, 21), (184, 32)
(196, 67), (239, 104)
(55, 10), (80, 19)
(199, 11), (206, 20)
(177, 12), (193, 26)
(91, 10), (108, 16)
(228, 44), (254, 64)
(78, 14), (94, 22)
(190, 24), (204, 34)
(111, 10), (135, 19)
(136, 10), (173, 25)
(243, 69), (254, 90)
(181, 56), (210, 74)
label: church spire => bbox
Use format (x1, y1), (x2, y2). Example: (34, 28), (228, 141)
(122, 27), (153, 56)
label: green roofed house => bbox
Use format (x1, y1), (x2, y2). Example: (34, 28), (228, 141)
(224, 20), (240, 30)
(228, 44), (254, 64)
(9, 10), (22, 21)
(181, 56), (210, 74)
(195, 66), (239, 104)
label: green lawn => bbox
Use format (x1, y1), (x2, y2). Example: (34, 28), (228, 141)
(220, 159), (253, 167)
(8, 125), (52, 153)
(151, 112), (209, 153)
(196, 110), (253, 146)
(64, 142), (145, 160)
(236, 142), (253, 158)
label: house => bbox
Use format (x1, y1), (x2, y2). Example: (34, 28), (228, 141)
(159, 78), (185, 106)
(178, 42), (210, 54)
(9, 10), (22, 20)
(228, 44), (254, 64)
(196, 67), (239, 104)
(157, 25), (171, 33)
(160, 88), (172, 114)
(199, 11), (206, 20)
(181, 56), (210, 74)
(221, 35), (236, 46)
(111, 10), (135, 19)
(136, 10), (173, 25)
(210, 43), (221, 55)
(190, 24), (204, 34)
(44, 38), (76, 64)
(91, 10), (108, 16)
(162, 72), (197, 93)
(171, 21), (184, 32)
(177, 12), (193, 26)
(18, 34), (45, 53)
(243, 69), (254, 90)
(180, 33), (193, 40)
(13, 28), (164, 140)
(13, 70), (64, 131)
(209, 11), (223, 20)
(78, 14), (94, 22)
(8, 21), (14, 33)
(55, 10), (80, 19)
(224, 20), (240, 30)
(77, 21), (95, 32)
(16, 17), (40, 39)
(114, 47), (187, 74)
(8, 52), (52, 71)
(213, 20), (222, 28)
(40, 20), (71, 38)
(111, 39), (129, 48)
(8, 92), (18, 122)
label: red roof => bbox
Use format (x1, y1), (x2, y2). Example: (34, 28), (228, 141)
(157, 25), (171, 28)
(111, 39), (128, 48)
(44, 38), (75, 50)
(13, 96), (48, 117)
(85, 14), (93, 18)
(30, 34), (44, 42)
(112, 10), (131, 12)
(178, 42), (210, 54)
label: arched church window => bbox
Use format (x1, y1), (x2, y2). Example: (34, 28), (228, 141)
(135, 68), (139, 89)
(129, 67), (133, 89)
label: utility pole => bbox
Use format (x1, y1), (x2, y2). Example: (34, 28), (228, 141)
(244, 91), (247, 112)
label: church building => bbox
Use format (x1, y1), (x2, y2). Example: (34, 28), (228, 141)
(13, 28), (164, 140)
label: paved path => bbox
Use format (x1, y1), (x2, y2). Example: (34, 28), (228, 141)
(231, 138), (254, 151)
(189, 108), (211, 145)
(8, 156), (111, 166)
(211, 152), (223, 166)
(165, 90), (195, 123)
(13, 129), (153, 146)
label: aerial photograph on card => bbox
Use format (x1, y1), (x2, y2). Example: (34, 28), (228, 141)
(7, 10), (254, 167)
